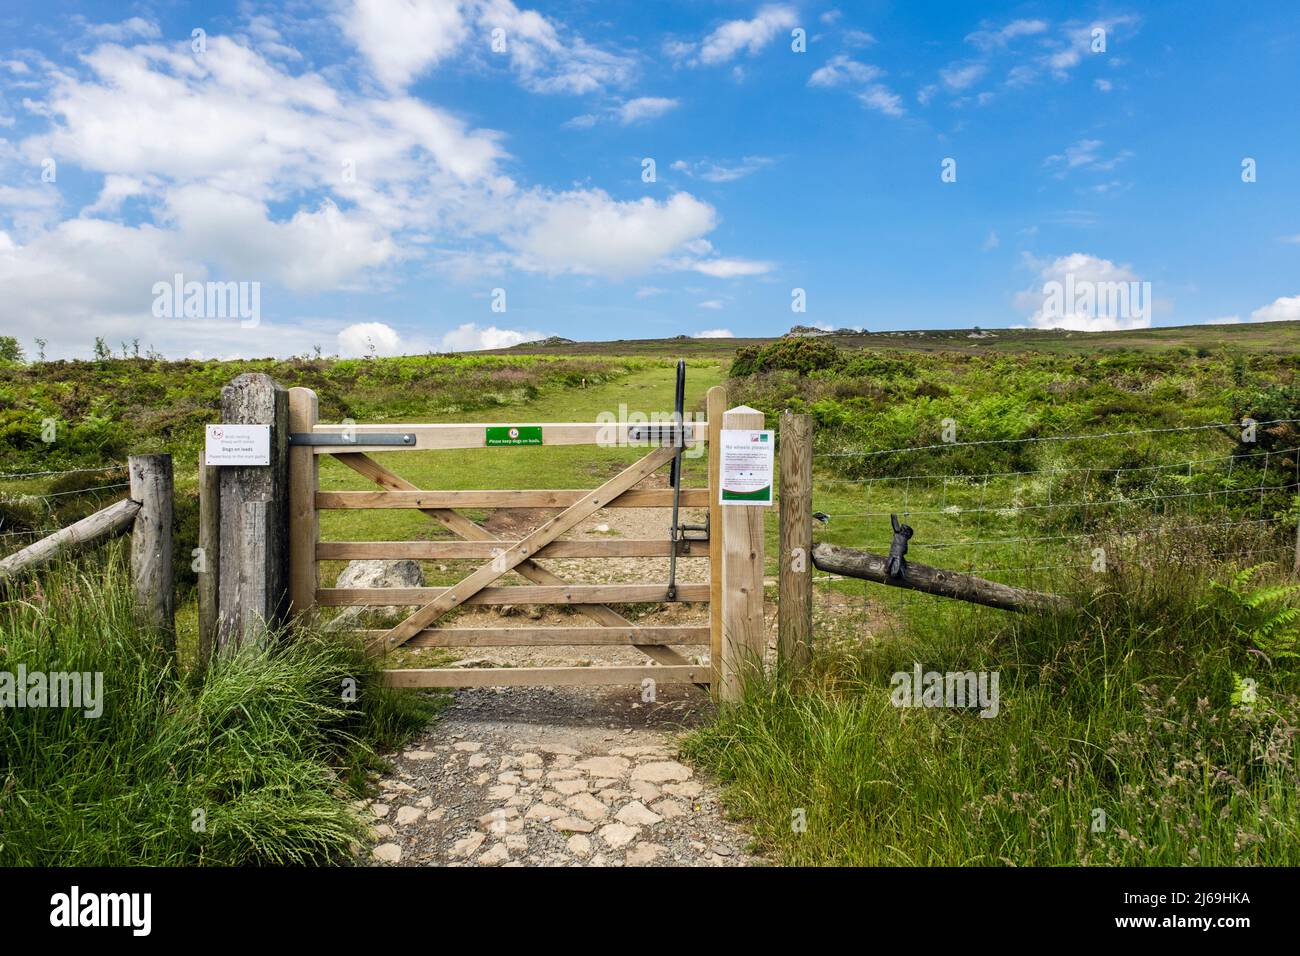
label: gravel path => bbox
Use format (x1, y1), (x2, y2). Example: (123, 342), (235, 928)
(359, 682), (755, 867)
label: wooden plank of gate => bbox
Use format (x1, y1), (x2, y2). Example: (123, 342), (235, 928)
(331, 453), (694, 667)
(316, 488), (708, 509)
(381, 665), (708, 688)
(317, 539), (709, 559)
(706, 385), (726, 695)
(374, 444), (679, 654)
(319, 584), (710, 605)
(360, 626), (711, 647)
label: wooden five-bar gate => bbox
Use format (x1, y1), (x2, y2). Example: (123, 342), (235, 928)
(285, 385), (766, 700)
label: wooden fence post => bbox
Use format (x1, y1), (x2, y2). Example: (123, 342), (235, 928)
(288, 387), (319, 621)
(706, 385), (726, 697)
(778, 411), (812, 672)
(129, 454), (174, 650)
(197, 450), (220, 666)
(719, 405), (766, 702)
(217, 373), (288, 652)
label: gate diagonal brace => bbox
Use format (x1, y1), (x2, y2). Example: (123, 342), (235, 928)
(373, 444), (681, 654)
(330, 453), (692, 669)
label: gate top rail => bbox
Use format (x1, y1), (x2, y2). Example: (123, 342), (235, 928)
(300, 421), (704, 452)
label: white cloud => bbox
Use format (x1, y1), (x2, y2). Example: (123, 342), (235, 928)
(676, 4), (798, 66)
(164, 186), (398, 290)
(1248, 295), (1300, 324)
(808, 55), (882, 88)
(808, 55), (904, 117)
(940, 61), (986, 91)
(672, 156), (774, 183)
(982, 230), (999, 251)
(506, 189), (717, 277)
(1019, 252), (1152, 331)
(337, 321), (404, 356)
(857, 86), (905, 117)
(82, 174), (149, 215)
(1094, 78), (1113, 92)
(1018, 15), (1139, 86)
(965, 19), (1047, 51)
(616, 96), (680, 124)
(636, 285), (668, 298)
(338, 0), (633, 95)
(691, 257), (773, 278)
(694, 327), (733, 336)
(339, 0), (467, 90)
(562, 113), (599, 129)
(1044, 139), (1132, 178)
(697, 301), (725, 311)
(476, 0), (635, 94)
(80, 17), (161, 41)
(1280, 234), (1300, 244)
(439, 322), (544, 351)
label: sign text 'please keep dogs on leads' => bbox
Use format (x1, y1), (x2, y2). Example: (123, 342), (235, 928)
(205, 424), (271, 466)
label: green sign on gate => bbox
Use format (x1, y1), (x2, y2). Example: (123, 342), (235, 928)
(485, 426), (543, 446)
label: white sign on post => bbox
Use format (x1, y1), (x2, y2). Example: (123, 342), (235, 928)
(205, 424), (271, 466)
(719, 429), (775, 505)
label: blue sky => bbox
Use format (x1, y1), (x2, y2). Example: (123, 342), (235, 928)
(0, 0), (1297, 359)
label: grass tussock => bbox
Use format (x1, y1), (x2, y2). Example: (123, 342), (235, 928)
(684, 548), (1300, 866)
(0, 548), (437, 866)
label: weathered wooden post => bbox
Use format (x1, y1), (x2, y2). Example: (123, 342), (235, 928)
(128, 454), (174, 650)
(197, 450), (220, 666)
(217, 373), (289, 651)
(288, 387), (319, 621)
(778, 411), (812, 672)
(719, 404), (768, 702)
(707, 385), (726, 696)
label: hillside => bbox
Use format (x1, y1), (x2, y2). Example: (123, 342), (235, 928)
(487, 320), (1300, 357)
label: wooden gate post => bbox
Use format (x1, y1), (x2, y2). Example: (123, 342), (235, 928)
(778, 411), (812, 672)
(288, 387), (319, 621)
(217, 373), (289, 651)
(128, 454), (174, 650)
(197, 450), (220, 666)
(719, 405), (766, 702)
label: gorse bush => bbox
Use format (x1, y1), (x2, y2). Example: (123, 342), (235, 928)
(0, 549), (436, 865)
(684, 550), (1300, 865)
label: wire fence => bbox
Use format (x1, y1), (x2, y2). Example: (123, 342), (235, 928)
(809, 420), (1299, 617)
(0, 463), (130, 558)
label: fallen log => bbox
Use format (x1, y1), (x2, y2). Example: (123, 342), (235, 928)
(0, 497), (141, 582)
(811, 542), (1073, 613)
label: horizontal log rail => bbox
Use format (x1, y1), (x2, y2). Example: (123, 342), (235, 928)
(317, 538), (708, 560)
(362, 625), (711, 647)
(811, 542), (1072, 613)
(307, 421), (704, 453)
(316, 488), (708, 509)
(381, 664), (710, 688)
(318, 583), (711, 606)
(0, 497), (141, 581)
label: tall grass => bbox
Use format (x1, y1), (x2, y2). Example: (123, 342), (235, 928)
(684, 551), (1300, 865)
(0, 548), (436, 865)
